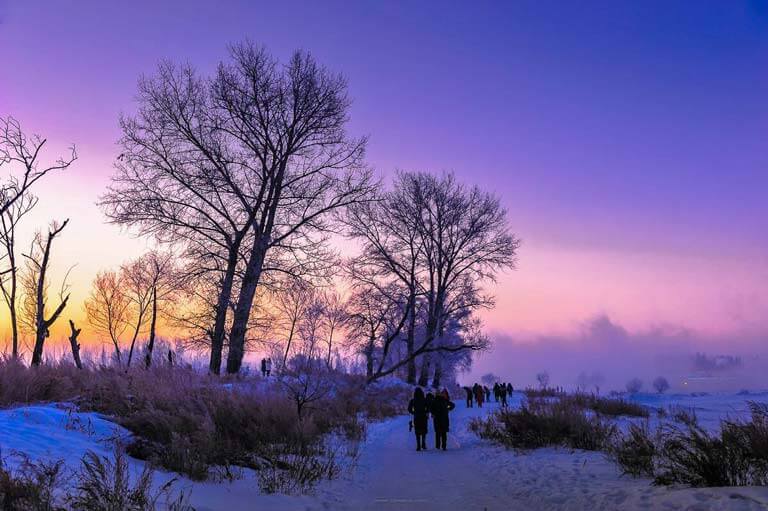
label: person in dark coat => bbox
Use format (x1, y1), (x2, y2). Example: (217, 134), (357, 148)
(431, 388), (456, 450)
(474, 383), (484, 408)
(408, 387), (429, 451)
(484, 386), (491, 402)
(499, 382), (508, 407)
(425, 391), (435, 416)
(463, 386), (473, 408)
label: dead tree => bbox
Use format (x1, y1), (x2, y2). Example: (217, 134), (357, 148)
(0, 193), (37, 358)
(0, 117), (75, 358)
(68, 319), (83, 369)
(22, 219), (71, 366)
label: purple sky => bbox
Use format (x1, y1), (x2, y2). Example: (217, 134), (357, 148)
(1, 1), (767, 379)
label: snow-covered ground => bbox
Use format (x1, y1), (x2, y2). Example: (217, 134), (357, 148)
(2, 394), (768, 510)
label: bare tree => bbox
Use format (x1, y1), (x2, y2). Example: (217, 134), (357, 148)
(0, 116), (76, 217)
(344, 183), (424, 383)
(85, 270), (130, 365)
(0, 116), (75, 358)
(218, 43), (374, 374)
(100, 62), (259, 374)
(352, 171), (519, 384)
(272, 278), (314, 372)
(102, 43), (373, 376)
(0, 192), (37, 357)
(20, 219), (71, 366)
(320, 290), (346, 369)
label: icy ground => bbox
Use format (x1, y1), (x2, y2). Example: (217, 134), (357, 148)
(2, 393), (768, 510)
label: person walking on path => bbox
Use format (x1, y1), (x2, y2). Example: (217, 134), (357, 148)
(463, 386), (473, 408)
(431, 388), (456, 450)
(408, 387), (430, 451)
(260, 358), (267, 378)
(473, 383), (484, 408)
(265, 357), (272, 376)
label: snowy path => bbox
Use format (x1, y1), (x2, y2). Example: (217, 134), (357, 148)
(308, 403), (517, 511)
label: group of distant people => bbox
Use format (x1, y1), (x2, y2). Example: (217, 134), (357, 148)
(260, 357), (272, 377)
(407, 387), (456, 451)
(462, 382), (514, 408)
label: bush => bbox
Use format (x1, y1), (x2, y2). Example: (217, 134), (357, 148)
(626, 378), (643, 395)
(523, 386), (564, 398)
(609, 422), (657, 477)
(561, 392), (649, 418)
(0, 455), (64, 510)
(653, 377), (670, 394)
(610, 401), (768, 487)
(470, 398), (616, 451)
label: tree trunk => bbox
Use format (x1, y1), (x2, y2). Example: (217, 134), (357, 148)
(9, 298), (18, 359)
(68, 320), (83, 370)
(145, 286), (157, 368)
(417, 354), (430, 387)
(365, 336), (375, 379)
(405, 287), (416, 384)
(208, 248), (238, 374)
(432, 359), (442, 389)
(226, 233), (268, 374)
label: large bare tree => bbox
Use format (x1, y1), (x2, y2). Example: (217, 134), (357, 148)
(216, 43), (373, 374)
(102, 42), (373, 375)
(349, 171), (519, 384)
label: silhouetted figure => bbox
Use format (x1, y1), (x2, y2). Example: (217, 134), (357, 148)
(473, 383), (484, 407)
(484, 386), (491, 402)
(408, 387), (429, 451)
(499, 383), (508, 407)
(260, 358), (267, 377)
(167, 349), (174, 367)
(265, 357), (272, 376)
(507, 382), (513, 395)
(463, 386), (473, 408)
(432, 388), (456, 450)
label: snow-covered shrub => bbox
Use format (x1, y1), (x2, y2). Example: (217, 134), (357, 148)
(653, 376), (670, 394)
(625, 378), (643, 395)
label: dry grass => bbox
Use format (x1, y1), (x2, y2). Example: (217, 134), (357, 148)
(470, 397), (617, 451)
(0, 358), (406, 487)
(610, 402), (768, 487)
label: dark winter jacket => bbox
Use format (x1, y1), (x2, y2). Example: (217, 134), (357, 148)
(408, 397), (429, 434)
(431, 395), (455, 432)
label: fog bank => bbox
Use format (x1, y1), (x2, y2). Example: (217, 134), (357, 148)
(469, 315), (767, 393)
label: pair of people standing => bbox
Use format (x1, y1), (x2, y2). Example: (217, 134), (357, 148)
(260, 357), (272, 377)
(408, 388), (456, 451)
